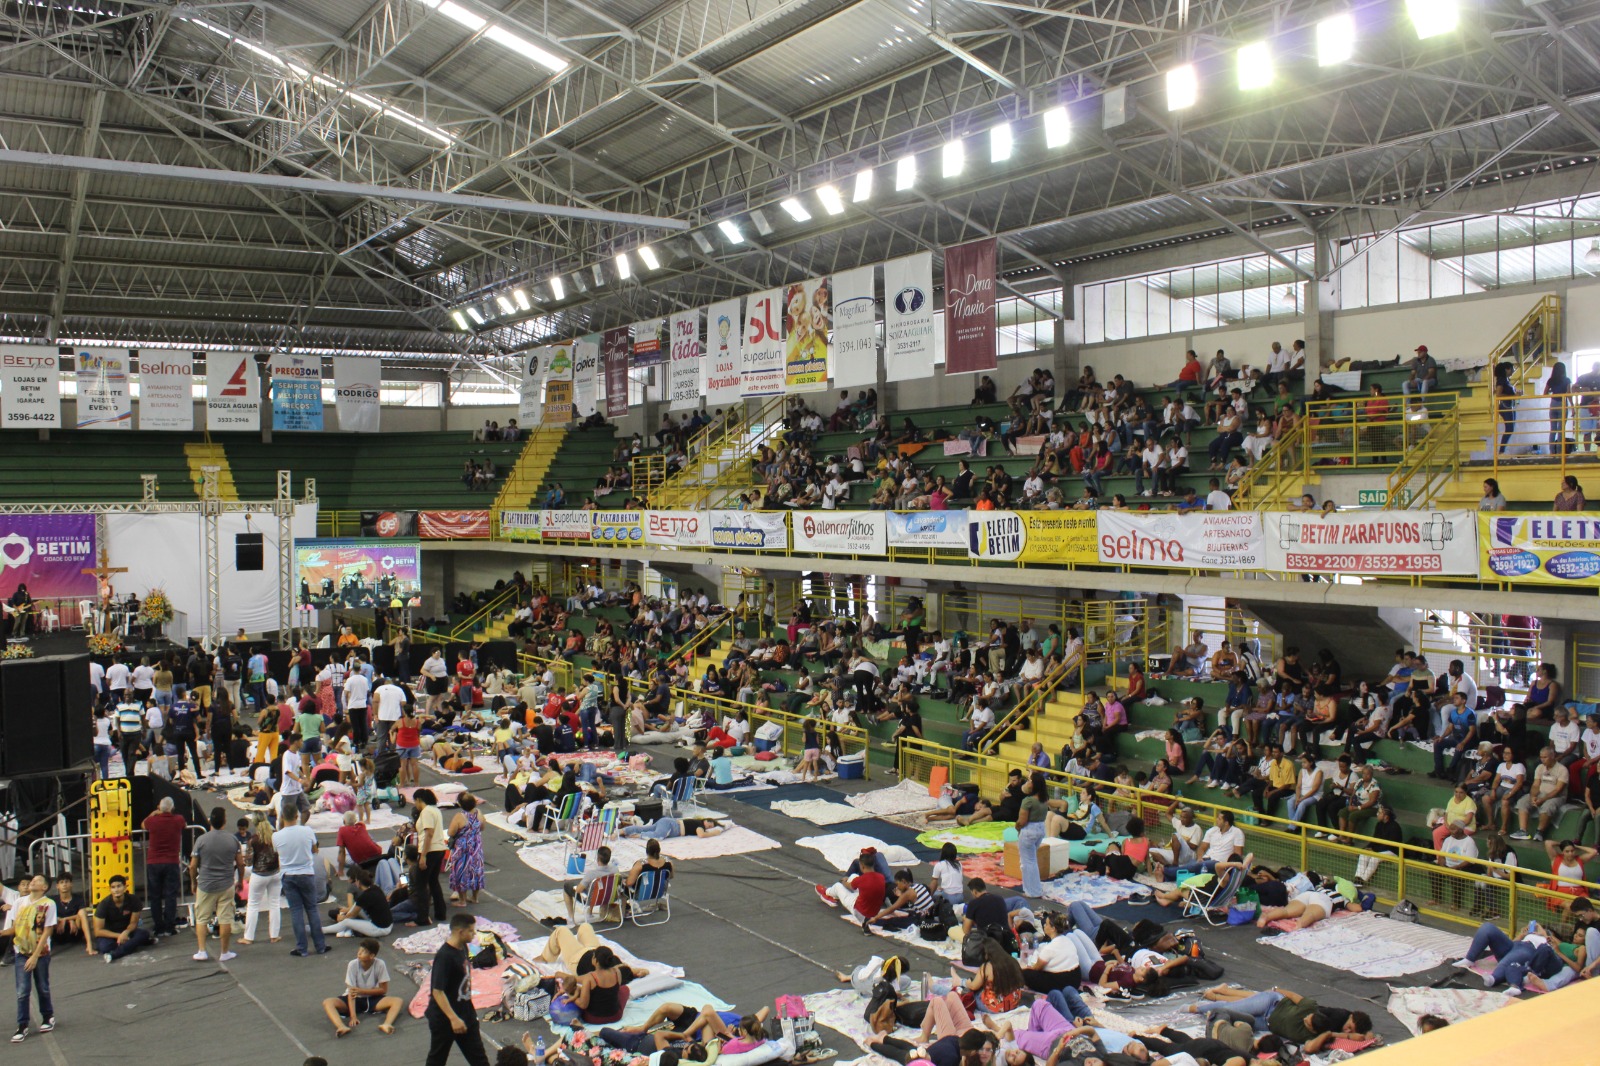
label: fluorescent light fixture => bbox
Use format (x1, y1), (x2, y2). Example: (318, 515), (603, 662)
(549, 275), (565, 300)
(750, 210), (774, 237)
(1042, 106), (1071, 148)
(1407, 0), (1458, 38)
(853, 168), (874, 202)
(483, 24), (567, 72)
(941, 139), (965, 178)
(780, 197), (812, 222)
(466, 306), (485, 325)
(427, 0), (486, 32)
(717, 219), (746, 245)
(592, 264), (606, 286)
(496, 295), (516, 315)
(1317, 13), (1356, 66)
(895, 154), (916, 191)
(513, 288), (531, 310)
(690, 230), (715, 255)
(816, 184), (845, 216)
(615, 252), (631, 280)
(989, 122), (1013, 163)
(451, 310), (469, 330)
(638, 245), (660, 270)
(1237, 41), (1273, 90)
(1166, 64), (1198, 111)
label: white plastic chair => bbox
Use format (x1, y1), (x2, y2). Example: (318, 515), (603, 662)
(40, 606), (59, 632)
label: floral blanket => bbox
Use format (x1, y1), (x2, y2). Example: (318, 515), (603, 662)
(1041, 873), (1152, 908)
(1385, 984), (1513, 1033)
(844, 780), (943, 817)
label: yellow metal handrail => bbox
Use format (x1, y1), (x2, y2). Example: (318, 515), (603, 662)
(1384, 398), (1462, 509)
(1490, 294), (1563, 393)
(1183, 605), (1280, 664)
(1231, 417), (1307, 509)
(446, 583), (523, 643)
(977, 655), (1076, 753)
(897, 735), (1597, 934)
(645, 683), (873, 777)
(1418, 614), (1542, 693)
(652, 395), (788, 510)
(672, 608), (737, 669)
(1489, 392), (1591, 482)
(493, 426), (566, 514)
(1574, 634), (1600, 702)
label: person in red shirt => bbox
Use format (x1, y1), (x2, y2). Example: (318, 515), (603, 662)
(394, 708), (422, 786)
(1170, 349), (1203, 389)
(455, 652), (476, 682)
(542, 691), (566, 722)
(332, 812), (382, 877)
(141, 798), (188, 937)
(815, 847), (889, 929)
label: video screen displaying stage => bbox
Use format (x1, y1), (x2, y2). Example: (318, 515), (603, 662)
(294, 539), (421, 609)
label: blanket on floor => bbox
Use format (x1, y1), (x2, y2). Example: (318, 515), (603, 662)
(392, 916), (521, 955)
(770, 799), (865, 826)
(418, 758), (494, 777)
(796, 833), (922, 870)
(506, 930), (686, 980)
(305, 805), (407, 834)
(844, 780), (943, 817)
(659, 825), (781, 859)
(407, 960), (510, 1017)
(401, 782), (468, 806)
(1041, 873), (1152, 908)
(1257, 910), (1471, 978)
(915, 821), (1015, 854)
(960, 852), (1021, 888)
(1386, 984), (1513, 1034)
(482, 810), (539, 839)
(544, 982), (733, 1037)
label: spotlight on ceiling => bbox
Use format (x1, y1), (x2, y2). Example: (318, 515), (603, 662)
(638, 245), (660, 270)
(816, 185), (845, 216)
(1317, 12), (1356, 66)
(989, 122), (1013, 163)
(895, 154), (917, 191)
(1166, 64), (1198, 111)
(780, 197), (812, 222)
(853, 168), (874, 203)
(1042, 106), (1071, 149)
(717, 219), (746, 245)
(513, 288), (531, 310)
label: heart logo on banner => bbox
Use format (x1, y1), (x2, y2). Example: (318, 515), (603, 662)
(0, 533), (33, 568)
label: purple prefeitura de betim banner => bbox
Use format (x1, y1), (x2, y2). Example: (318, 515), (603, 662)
(0, 514), (97, 599)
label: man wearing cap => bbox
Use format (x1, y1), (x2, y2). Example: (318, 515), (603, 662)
(1404, 345), (1438, 398)
(815, 847), (888, 930)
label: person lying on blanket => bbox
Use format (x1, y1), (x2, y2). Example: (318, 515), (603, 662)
(607, 1004), (773, 1050)
(1254, 877), (1348, 931)
(1452, 919), (1582, 993)
(619, 815), (725, 841)
(925, 785), (993, 827)
(1187, 986), (1372, 1054)
(1127, 1023), (1287, 1066)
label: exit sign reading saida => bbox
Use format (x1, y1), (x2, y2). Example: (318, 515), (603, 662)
(1357, 489), (1413, 507)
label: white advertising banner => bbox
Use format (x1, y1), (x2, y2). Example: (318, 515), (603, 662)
(643, 510), (711, 548)
(705, 299), (743, 406)
(500, 511), (542, 536)
(883, 252), (935, 382)
(518, 348), (545, 427)
(668, 310), (703, 411)
(967, 510), (1026, 561)
(332, 356), (380, 433)
(709, 509), (788, 550)
(1261, 510), (1476, 575)
(793, 511), (886, 555)
(74, 347), (131, 429)
(137, 352), (194, 431)
(0, 345), (61, 429)
(572, 335), (601, 421)
(740, 289), (785, 398)
(830, 265), (878, 389)
(1097, 511), (1263, 569)
(205, 352), (261, 431)
(887, 510), (970, 550)
(539, 510), (592, 541)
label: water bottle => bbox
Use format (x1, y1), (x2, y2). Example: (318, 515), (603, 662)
(535, 1035), (546, 1061)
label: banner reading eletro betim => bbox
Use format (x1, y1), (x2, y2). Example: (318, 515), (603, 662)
(1480, 513), (1600, 585)
(0, 514), (97, 599)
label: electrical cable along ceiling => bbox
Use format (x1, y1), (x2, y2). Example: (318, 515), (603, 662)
(2, 0), (1600, 364)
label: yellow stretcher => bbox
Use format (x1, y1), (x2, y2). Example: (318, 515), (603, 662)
(89, 778), (133, 900)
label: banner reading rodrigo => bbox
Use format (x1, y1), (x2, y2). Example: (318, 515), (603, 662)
(0, 514), (97, 598)
(591, 511), (644, 544)
(1480, 513), (1600, 584)
(644, 510), (709, 548)
(887, 510), (969, 550)
(1016, 511), (1099, 565)
(1261, 510), (1475, 575)
(709, 510), (787, 550)
(1097, 511), (1263, 569)
(793, 511), (885, 555)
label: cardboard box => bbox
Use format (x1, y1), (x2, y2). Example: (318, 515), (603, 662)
(1002, 837), (1072, 881)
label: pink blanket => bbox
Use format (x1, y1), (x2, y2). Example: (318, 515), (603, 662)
(407, 960), (510, 1018)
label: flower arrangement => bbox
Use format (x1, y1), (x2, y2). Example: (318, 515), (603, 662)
(138, 588), (175, 625)
(2, 643), (33, 660)
(87, 631), (122, 656)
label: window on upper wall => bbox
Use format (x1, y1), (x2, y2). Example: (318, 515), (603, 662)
(1078, 247), (1313, 344)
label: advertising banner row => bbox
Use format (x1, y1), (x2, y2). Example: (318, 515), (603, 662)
(497, 508), (1600, 585)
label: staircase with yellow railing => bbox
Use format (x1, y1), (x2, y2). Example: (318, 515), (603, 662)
(492, 426), (565, 514)
(1231, 418), (1313, 510)
(183, 441), (239, 500)
(637, 395), (789, 509)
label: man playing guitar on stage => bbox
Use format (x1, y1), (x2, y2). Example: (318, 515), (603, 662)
(4, 582), (35, 639)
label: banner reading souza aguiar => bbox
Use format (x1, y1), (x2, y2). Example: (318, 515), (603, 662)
(1481, 513), (1600, 584)
(1261, 510), (1476, 575)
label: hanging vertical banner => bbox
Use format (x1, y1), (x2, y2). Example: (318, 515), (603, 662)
(543, 342), (574, 424)
(830, 265), (878, 389)
(518, 348), (546, 427)
(74, 348), (131, 429)
(603, 327), (631, 418)
(705, 299), (742, 406)
(269, 353), (324, 432)
(205, 352), (261, 431)
(332, 356), (380, 433)
(631, 319), (666, 367)
(136, 352), (194, 431)
(741, 288), (785, 397)
(571, 335), (601, 422)
(668, 310), (703, 411)
(783, 277), (831, 393)
(884, 252), (936, 381)
(0, 345), (62, 429)
(943, 237), (998, 376)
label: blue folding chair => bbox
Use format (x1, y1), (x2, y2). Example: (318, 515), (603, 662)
(668, 775), (702, 815)
(627, 866), (672, 927)
(536, 791), (585, 834)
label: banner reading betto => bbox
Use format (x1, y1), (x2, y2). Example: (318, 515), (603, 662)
(943, 238), (997, 376)
(793, 511), (885, 555)
(572, 335), (601, 421)
(603, 327), (631, 417)
(741, 289), (785, 397)
(705, 300), (742, 406)
(543, 343), (574, 425)
(1261, 510), (1475, 575)
(206, 352), (260, 431)
(1097, 511), (1263, 569)
(886, 510), (969, 550)
(270, 352), (324, 432)
(783, 278), (830, 393)
(644, 510), (710, 548)
(830, 265), (877, 389)
(884, 252), (935, 382)
(0, 346), (61, 429)
(631, 319), (666, 368)
(1480, 513), (1600, 584)
(518, 349), (545, 427)
(75, 348), (131, 429)
(136, 352), (192, 431)
(333, 356), (380, 433)
(709, 510), (787, 550)
(668, 311), (702, 411)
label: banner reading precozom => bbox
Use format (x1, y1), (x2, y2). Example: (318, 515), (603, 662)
(1480, 513), (1600, 584)
(1261, 510), (1475, 575)
(1097, 511), (1263, 569)
(793, 511), (885, 555)
(709, 510), (787, 550)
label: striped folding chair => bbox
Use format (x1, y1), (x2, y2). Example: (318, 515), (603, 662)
(580, 872), (624, 931)
(626, 866), (672, 927)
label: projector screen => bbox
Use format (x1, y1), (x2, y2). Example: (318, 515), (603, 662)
(294, 539), (421, 609)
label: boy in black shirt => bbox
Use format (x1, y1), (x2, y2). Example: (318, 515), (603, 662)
(50, 874), (94, 954)
(425, 913), (489, 1066)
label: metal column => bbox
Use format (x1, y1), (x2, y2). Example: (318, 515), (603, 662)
(276, 470), (295, 650)
(200, 467), (221, 650)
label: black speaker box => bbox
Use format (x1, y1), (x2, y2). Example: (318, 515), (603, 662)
(632, 798), (664, 822)
(1, 657), (63, 774)
(235, 532), (265, 571)
(57, 653), (94, 768)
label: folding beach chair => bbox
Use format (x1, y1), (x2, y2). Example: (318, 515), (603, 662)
(668, 774), (703, 815)
(562, 806), (618, 867)
(626, 866), (673, 927)
(536, 791), (585, 834)
(1180, 865), (1246, 926)
(576, 872), (624, 931)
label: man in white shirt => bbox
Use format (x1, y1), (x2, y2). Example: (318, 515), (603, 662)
(1021, 473), (1045, 503)
(106, 659), (130, 703)
(1437, 822), (1479, 869)
(964, 699), (996, 750)
(278, 735), (311, 822)
(1148, 807), (1205, 869)
(1547, 707), (1581, 767)
(1163, 810), (1244, 881)
(272, 806), (326, 957)
(1431, 659), (1481, 734)
(372, 676), (406, 753)
(343, 669), (372, 748)
(1206, 478), (1232, 511)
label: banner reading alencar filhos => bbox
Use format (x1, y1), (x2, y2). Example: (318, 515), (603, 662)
(1480, 513), (1600, 584)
